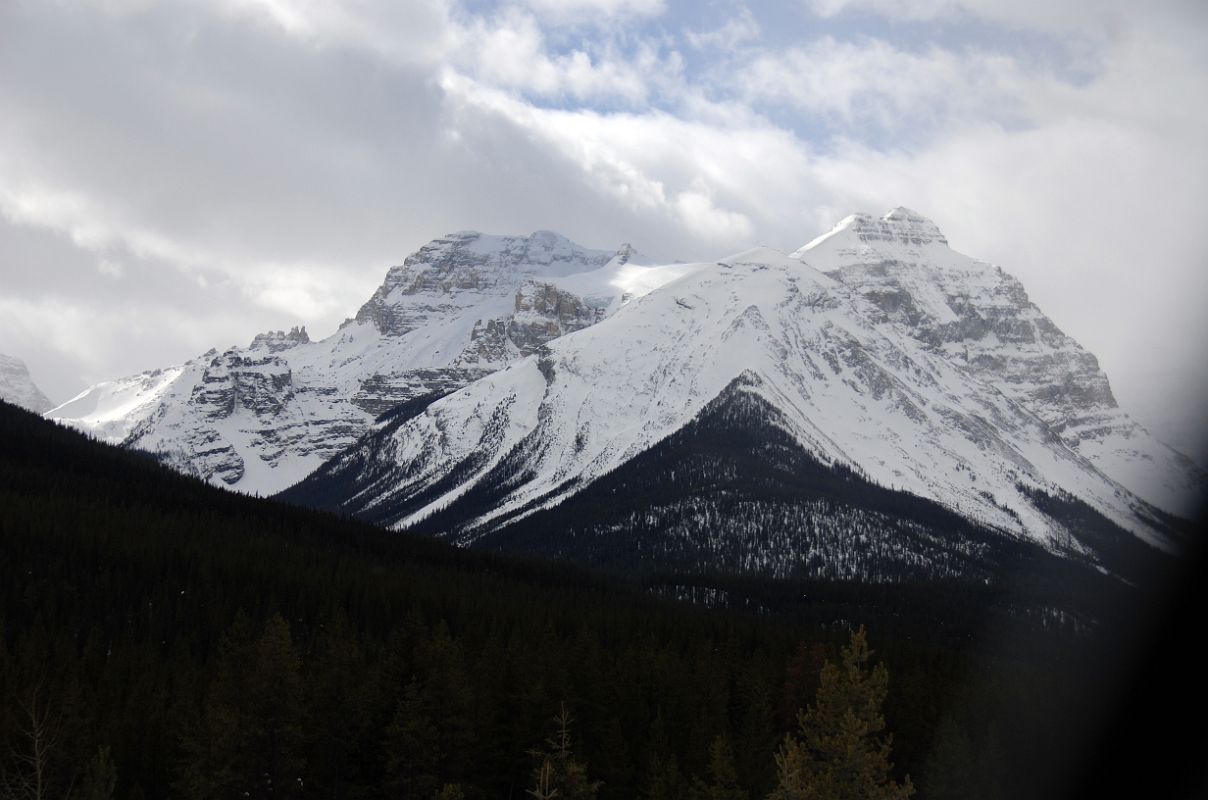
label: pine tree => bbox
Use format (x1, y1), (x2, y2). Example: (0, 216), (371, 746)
(243, 613), (306, 799)
(690, 736), (748, 800)
(644, 710), (684, 800)
(176, 613), (306, 800)
(768, 627), (913, 800)
(304, 615), (370, 795)
(527, 704), (600, 800)
(645, 753), (684, 800)
(383, 678), (441, 799)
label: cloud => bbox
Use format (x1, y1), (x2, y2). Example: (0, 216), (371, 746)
(802, 0), (1208, 69)
(440, 72), (805, 249)
(685, 6), (761, 50)
(733, 36), (1038, 138)
(453, 8), (658, 103)
(674, 186), (754, 241)
(0, 0), (1206, 458)
(217, 0), (457, 66)
(519, 0), (666, 25)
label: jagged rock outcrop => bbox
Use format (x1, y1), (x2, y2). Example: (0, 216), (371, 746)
(249, 326), (310, 353)
(47, 231), (675, 493)
(0, 354), (53, 413)
(350, 230), (615, 336)
(794, 207), (1205, 515)
(457, 282), (604, 365)
(281, 212), (1201, 582)
(46, 210), (1203, 580)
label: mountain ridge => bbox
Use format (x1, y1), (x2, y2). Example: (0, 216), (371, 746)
(46, 230), (690, 494)
(280, 218), (1197, 578)
(795, 208), (1204, 516)
(42, 209), (1203, 579)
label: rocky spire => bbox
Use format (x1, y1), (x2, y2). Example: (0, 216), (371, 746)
(0, 354), (53, 413)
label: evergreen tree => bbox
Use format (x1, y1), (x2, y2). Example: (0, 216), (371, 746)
(304, 615), (371, 796)
(644, 710), (685, 800)
(383, 678), (441, 799)
(244, 614), (307, 799)
(769, 628), (913, 800)
(735, 672), (776, 795)
(645, 753), (685, 800)
(527, 704), (600, 800)
(690, 736), (748, 800)
(177, 613), (306, 800)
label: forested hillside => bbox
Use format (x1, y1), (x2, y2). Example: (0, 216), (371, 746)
(0, 400), (1201, 799)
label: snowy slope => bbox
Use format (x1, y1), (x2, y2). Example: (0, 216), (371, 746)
(0, 354), (53, 413)
(47, 231), (693, 495)
(794, 207), (1205, 516)
(45, 210), (1199, 577)
(288, 241), (1182, 564)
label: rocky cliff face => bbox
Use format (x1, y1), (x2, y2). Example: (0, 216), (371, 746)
(45, 211), (1203, 555)
(281, 235), (1190, 581)
(0, 354), (53, 413)
(46, 231), (669, 494)
(350, 230), (615, 336)
(248, 326), (311, 353)
(456, 283), (605, 366)
(793, 208), (1205, 516)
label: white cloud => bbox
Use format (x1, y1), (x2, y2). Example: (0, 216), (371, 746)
(440, 72), (805, 248)
(804, 0), (1208, 62)
(674, 186), (754, 241)
(733, 36), (1046, 136)
(685, 6), (761, 50)
(519, 0), (666, 24)
(97, 258), (125, 278)
(217, 0), (457, 66)
(454, 9), (657, 103)
(1, 0), (1206, 456)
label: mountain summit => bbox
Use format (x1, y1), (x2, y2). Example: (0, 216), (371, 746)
(793, 208), (1202, 516)
(800, 207), (949, 252)
(46, 230), (688, 494)
(283, 218), (1198, 578)
(45, 210), (1202, 579)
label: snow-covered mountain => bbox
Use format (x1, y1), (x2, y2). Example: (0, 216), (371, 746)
(0, 354), (53, 413)
(794, 208), (1204, 517)
(47, 231), (690, 494)
(282, 210), (1198, 579)
(45, 210), (1201, 579)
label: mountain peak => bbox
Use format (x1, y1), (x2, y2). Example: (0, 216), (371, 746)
(249, 326), (310, 352)
(528, 229), (569, 242)
(0, 354), (54, 413)
(843, 207), (947, 246)
(347, 230), (619, 336)
(795, 207), (949, 257)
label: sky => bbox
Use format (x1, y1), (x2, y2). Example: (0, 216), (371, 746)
(1, 0), (1207, 460)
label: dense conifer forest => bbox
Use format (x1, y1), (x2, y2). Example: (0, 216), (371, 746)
(1, 400), (1204, 799)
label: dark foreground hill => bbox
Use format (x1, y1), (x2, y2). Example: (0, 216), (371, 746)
(0, 400), (1203, 799)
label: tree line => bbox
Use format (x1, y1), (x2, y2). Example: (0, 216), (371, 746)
(0, 400), (1168, 799)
